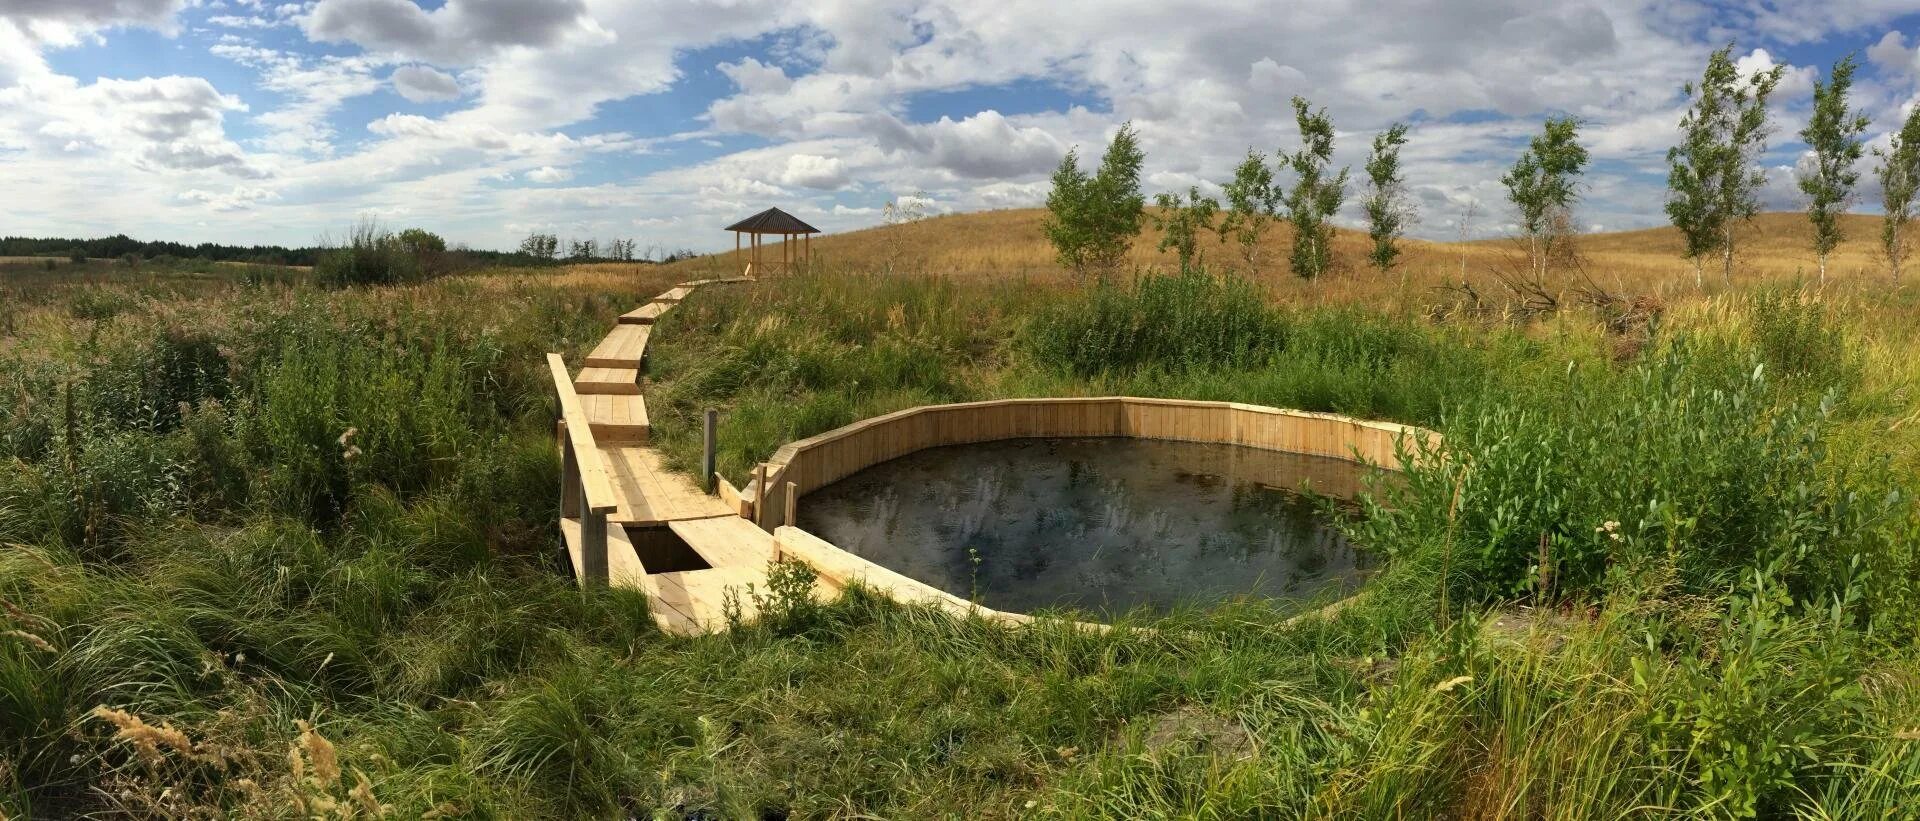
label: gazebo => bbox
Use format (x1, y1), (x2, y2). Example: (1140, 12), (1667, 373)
(725, 207), (819, 277)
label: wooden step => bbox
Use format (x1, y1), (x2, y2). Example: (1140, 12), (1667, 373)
(600, 445), (736, 526)
(669, 515), (778, 569)
(560, 517), (650, 590)
(585, 324), (650, 369)
(582, 393), (649, 443)
(617, 302), (670, 325)
(652, 286), (694, 304)
(574, 367), (639, 395)
(649, 565), (767, 634)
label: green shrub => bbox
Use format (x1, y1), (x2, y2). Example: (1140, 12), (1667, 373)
(1022, 269), (1282, 375)
(314, 220), (422, 288)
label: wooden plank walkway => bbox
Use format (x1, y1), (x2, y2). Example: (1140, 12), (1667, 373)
(582, 394), (648, 443)
(602, 445), (734, 525)
(553, 276), (786, 634)
(618, 302), (670, 325)
(575, 366), (639, 395)
(585, 324), (650, 368)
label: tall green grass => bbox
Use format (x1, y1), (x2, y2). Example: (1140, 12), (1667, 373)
(2, 266), (1918, 817)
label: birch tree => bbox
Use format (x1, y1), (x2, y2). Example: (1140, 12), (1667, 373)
(1217, 149), (1281, 272)
(1282, 97), (1347, 280)
(1043, 123), (1146, 279)
(1877, 104), (1920, 282)
(1502, 116), (1588, 281)
(1153, 187), (1220, 272)
(1362, 123), (1413, 274)
(1666, 44), (1786, 286)
(1797, 55), (1869, 285)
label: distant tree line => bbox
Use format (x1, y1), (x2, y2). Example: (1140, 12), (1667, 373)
(1043, 41), (1920, 288)
(1, 230), (699, 272)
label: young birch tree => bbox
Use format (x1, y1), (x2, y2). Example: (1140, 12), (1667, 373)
(1042, 147), (1093, 275)
(1501, 117), (1588, 281)
(1043, 123), (1147, 279)
(1152, 187), (1220, 273)
(1667, 44), (1786, 286)
(1282, 97), (1348, 280)
(1797, 55), (1869, 285)
(1877, 105), (1920, 282)
(1362, 122), (1413, 274)
(1217, 149), (1281, 273)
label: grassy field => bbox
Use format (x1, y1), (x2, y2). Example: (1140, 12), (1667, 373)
(4, 219), (1920, 818)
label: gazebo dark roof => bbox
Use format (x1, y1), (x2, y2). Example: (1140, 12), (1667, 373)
(724, 207), (820, 235)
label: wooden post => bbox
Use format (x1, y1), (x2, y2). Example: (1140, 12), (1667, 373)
(754, 464), (768, 530)
(702, 408), (718, 494)
(784, 480), (797, 529)
(581, 510), (608, 588)
(804, 232), (810, 271)
(560, 432), (581, 518)
(735, 231), (741, 274)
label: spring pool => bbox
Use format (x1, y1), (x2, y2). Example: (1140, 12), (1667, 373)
(795, 437), (1381, 617)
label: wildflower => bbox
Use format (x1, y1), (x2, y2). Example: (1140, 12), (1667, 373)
(337, 427), (358, 448)
(1595, 520), (1622, 541)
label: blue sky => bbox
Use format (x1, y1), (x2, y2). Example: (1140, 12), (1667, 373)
(5, 1), (1920, 253)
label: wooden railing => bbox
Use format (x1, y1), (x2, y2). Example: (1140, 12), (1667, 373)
(547, 353), (620, 587)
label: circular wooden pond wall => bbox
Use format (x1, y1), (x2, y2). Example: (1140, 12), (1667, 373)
(743, 397), (1439, 626)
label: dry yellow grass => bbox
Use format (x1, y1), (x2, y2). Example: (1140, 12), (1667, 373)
(659, 208), (1906, 309)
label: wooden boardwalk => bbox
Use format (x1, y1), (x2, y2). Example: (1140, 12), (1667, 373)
(550, 278), (785, 634)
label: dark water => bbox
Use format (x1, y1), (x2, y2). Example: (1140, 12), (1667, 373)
(796, 437), (1381, 617)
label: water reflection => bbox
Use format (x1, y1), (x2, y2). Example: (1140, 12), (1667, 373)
(797, 437), (1382, 617)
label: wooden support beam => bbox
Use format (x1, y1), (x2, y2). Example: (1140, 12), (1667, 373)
(784, 480), (797, 531)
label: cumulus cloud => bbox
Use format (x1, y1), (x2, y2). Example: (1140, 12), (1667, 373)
(4, 73), (260, 175)
(0, 0), (184, 29)
(718, 57), (791, 95)
(15, 0), (1920, 252)
(779, 153), (848, 189)
(302, 0), (592, 65)
(906, 110), (1065, 179)
(392, 64), (460, 102)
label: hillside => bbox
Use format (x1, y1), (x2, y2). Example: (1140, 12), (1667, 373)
(666, 208), (1896, 296)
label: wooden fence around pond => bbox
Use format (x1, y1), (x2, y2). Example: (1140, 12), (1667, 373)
(738, 396), (1439, 532)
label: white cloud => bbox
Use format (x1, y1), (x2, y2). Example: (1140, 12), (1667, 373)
(13, 0), (1920, 252)
(779, 153), (848, 189)
(179, 184), (280, 211)
(0, 0), (185, 30)
(211, 44), (382, 155)
(392, 64), (460, 102)
(301, 0), (594, 65)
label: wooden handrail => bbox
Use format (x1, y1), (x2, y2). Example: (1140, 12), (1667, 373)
(546, 353), (619, 515)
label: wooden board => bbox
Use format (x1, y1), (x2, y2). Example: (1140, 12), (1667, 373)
(670, 515), (778, 569)
(561, 517), (650, 590)
(652, 286), (694, 303)
(581, 393), (649, 443)
(648, 565), (768, 634)
(617, 302), (670, 325)
(545, 354), (617, 514)
(601, 445), (735, 526)
(574, 366), (640, 395)
(585, 324), (650, 368)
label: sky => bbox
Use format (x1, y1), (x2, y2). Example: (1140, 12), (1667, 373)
(5, 1), (1920, 254)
